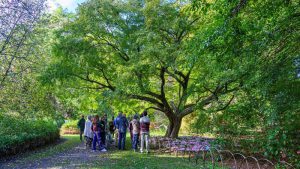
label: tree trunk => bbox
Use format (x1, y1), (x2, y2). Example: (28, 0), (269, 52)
(165, 116), (183, 138)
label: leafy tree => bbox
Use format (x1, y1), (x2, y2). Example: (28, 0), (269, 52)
(43, 0), (242, 138)
(0, 0), (46, 88)
(0, 5), (72, 121)
(191, 0), (299, 164)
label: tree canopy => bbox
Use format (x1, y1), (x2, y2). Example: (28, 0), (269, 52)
(0, 0), (299, 165)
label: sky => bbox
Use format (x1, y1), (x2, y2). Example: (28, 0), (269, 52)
(47, 0), (86, 12)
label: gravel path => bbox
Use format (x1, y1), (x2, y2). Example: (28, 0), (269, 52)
(0, 141), (111, 169)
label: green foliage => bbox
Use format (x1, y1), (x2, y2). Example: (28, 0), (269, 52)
(1, 0), (298, 166)
(60, 120), (80, 134)
(0, 114), (59, 154)
(61, 120), (78, 130)
(190, 0), (300, 165)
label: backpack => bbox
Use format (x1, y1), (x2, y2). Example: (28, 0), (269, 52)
(118, 117), (127, 133)
(109, 121), (115, 132)
(99, 120), (105, 132)
(92, 121), (100, 132)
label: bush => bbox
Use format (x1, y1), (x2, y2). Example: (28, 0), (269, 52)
(61, 120), (80, 134)
(0, 114), (60, 156)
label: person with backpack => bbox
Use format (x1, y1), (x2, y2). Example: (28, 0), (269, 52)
(140, 110), (150, 153)
(91, 115), (107, 152)
(114, 112), (122, 147)
(77, 115), (85, 141)
(130, 114), (140, 152)
(116, 112), (128, 150)
(83, 115), (93, 148)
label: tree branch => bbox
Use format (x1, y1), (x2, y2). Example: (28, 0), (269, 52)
(99, 67), (115, 91)
(145, 106), (163, 112)
(159, 67), (173, 113)
(97, 36), (129, 61)
(165, 68), (184, 86)
(231, 0), (247, 17)
(128, 94), (164, 108)
(72, 74), (113, 90)
(134, 70), (162, 100)
(216, 95), (235, 111)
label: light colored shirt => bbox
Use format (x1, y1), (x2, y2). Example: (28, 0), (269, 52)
(84, 120), (93, 138)
(140, 116), (150, 133)
(131, 119), (140, 134)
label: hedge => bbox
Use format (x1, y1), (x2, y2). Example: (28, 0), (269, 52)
(0, 115), (60, 156)
(61, 120), (80, 134)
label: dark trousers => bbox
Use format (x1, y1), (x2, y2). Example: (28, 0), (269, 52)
(100, 132), (106, 146)
(80, 130), (84, 141)
(118, 132), (126, 150)
(132, 134), (139, 150)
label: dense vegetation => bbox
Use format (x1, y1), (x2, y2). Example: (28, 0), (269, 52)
(0, 114), (59, 156)
(0, 0), (299, 166)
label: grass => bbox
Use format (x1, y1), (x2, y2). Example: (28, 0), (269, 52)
(2, 134), (223, 168)
(91, 150), (218, 169)
(85, 136), (222, 169)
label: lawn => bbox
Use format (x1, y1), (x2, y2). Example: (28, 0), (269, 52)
(85, 136), (220, 169)
(92, 149), (217, 169)
(1, 134), (222, 169)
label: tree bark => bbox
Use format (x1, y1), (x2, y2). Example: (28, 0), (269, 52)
(165, 115), (183, 138)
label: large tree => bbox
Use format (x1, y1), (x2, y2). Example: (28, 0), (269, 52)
(44, 0), (245, 138)
(0, 0), (46, 88)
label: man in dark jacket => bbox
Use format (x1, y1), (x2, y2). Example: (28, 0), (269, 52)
(116, 113), (128, 150)
(77, 115), (85, 141)
(100, 115), (106, 147)
(114, 113), (122, 147)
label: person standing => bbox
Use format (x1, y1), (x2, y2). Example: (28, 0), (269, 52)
(131, 114), (140, 152)
(77, 115), (85, 141)
(139, 113), (144, 146)
(108, 116), (115, 143)
(140, 110), (150, 153)
(114, 112), (122, 147)
(91, 115), (106, 152)
(100, 115), (106, 147)
(116, 112), (128, 150)
(129, 116), (133, 141)
(84, 115), (93, 148)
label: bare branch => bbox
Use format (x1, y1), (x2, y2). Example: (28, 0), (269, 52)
(216, 95), (235, 111)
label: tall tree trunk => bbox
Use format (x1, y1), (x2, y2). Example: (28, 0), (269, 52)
(165, 115), (183, 138)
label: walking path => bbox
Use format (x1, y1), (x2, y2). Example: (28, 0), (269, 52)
(0, 136), (223, 169)
(0, 140), (110, 169)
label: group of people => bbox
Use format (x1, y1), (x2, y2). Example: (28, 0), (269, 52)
(78, 114), (108, 152)
(77, 110), (151, 153)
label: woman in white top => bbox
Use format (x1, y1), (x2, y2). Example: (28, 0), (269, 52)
(84, 115), (93, 148)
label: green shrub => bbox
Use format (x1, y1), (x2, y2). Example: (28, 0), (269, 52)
(61, 120), (79, 134)
(0, 114), (59, 155)
(61, 120), (78, 130)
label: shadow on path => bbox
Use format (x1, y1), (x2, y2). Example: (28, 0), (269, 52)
(0, 140), (109, 169)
